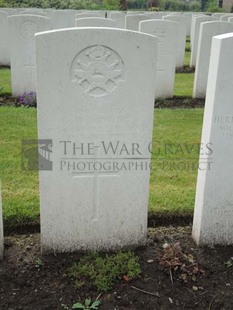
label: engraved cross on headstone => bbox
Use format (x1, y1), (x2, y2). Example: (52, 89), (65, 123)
(72, 149), (119, 221)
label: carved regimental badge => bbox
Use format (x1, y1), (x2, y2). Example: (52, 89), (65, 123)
(153, 29), (166, 43)
(70, 45), (125, 102)
(20, 20), (37, 40)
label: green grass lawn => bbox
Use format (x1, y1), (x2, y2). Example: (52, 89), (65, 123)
(0, 107), (203, 226)
(174, 73), (194, 97)
(0, 107), (39, 226)
(0, 69), (12, 94)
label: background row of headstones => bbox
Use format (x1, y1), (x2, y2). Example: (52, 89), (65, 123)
(3, 9), (233, 98)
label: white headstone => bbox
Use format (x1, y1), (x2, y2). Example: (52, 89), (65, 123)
(193, 21), (233, 98)
(110, 12), (126, 28)
(190, 13), (206, 46)
(126, 14), (155, 31)
(75, 12), (105, 19)
(8, 15), (51, 96)
(143, 12), (162, 20)
(192, 32), (233, 245)
(0, 11), (10, 66)
(20, 8), (47, 16)
(75, 17), (117, 28)
(183, 12), (192, 36)
(228, 17), (233, 22)
(139, 19), (178, 98)
(36, 28), (158, 253)
(0, 184), (3, 259)
(163, 15), (187, 67)
(220, 14), (233, 21)
(190, 16), (217, 67)
(212, 13), (226, 20)
(51, 10), (75, 29)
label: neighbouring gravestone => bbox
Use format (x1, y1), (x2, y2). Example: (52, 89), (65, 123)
(192, 33), (233, 245)
(36, 28), (158, 253)
(75, 12), (105, 19)
(20, 8), (47, 16)
(163, 15), (187, 67)
(190, 16), (217, 67)
(143, 12), (162, 20)
(190, 13), (205, 46)
(8, 15), (51, 96)
(75, 17), (117, 28)
(183, 12), (192, 36)
(212, 13), (226, 20)
(193, 21), (233, 98)
(228, 17), (233, 22)
(51, 10), (75, 29)
(0, 184), (3, 259)
(125, 14), (155, 31)
(0, 11), (10, 66)
(110, 12), (126, 28)
(139, 19), (178, 98)
(220, 14), (233, 21)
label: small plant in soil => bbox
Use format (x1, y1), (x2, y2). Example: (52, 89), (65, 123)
(157, 242), (204, 283)
(17, 91), (37, 107)
(67, 251), (141, 292)
(72, 299), (101, 310)
(34, 258), (44, 268)
(224, 257), (233, 268)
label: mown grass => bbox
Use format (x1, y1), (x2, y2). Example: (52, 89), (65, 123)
(0, 107), (203, 226)
(174, 73), (194, 97)
(0, 69), (11, 94)
(150, 108), (203, 215)
(0, 107), (39, 226)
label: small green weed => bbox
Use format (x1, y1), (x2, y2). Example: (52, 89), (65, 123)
(68, 251), (141, 292)
(61, 299), (101, 310)
(34, 258), (44, 268)
(224, 257), (233, 268)
(72, 299), (101, 309)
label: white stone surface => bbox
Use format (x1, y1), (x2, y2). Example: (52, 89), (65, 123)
(190, 15), (217, 67)
(126, 14), (155, 31)
(143, 12), (162, 20)
(193, 21), (233, 98)
(0, 11), (10, 66)
(193, 32), (233, 245)
(110, 12), (126, 28)
(20, 8), (47, 16)
(51, 10), (75, 29)
(75, 12), (105, 19)
(228, 17), (233, 22)
(36, 28), (158, 253)
(0, 184), (3, 260)
(75, 17), (117, 28)
(212, 13), (226, 20)
(220, 14), (233, 21)
(190, 13), (206, 46)
(140, 19), (178, 98)
(162, 15), (187, 67)
(8, 14), (51, 96)
(183, 12), (192, 36)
